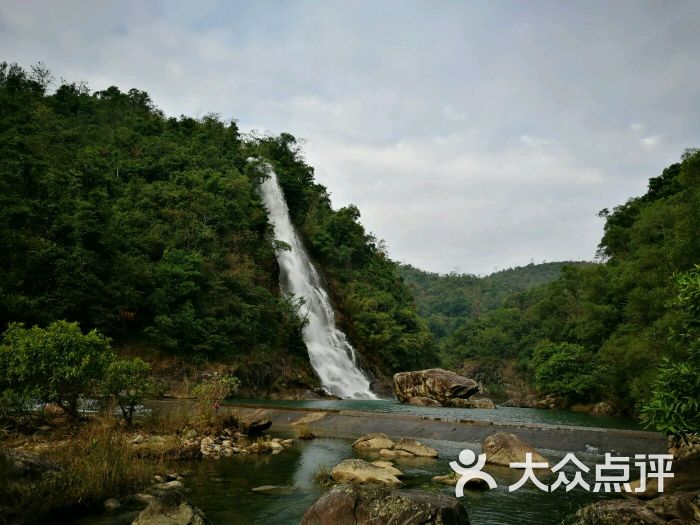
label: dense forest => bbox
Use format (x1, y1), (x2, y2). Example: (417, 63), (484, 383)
(398, 261), (592, 345)
(0, 62), (434, 394)
(424, 152), (699, 415)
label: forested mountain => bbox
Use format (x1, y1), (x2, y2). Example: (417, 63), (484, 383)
(398, 261), (592, 343)
(437, 151), (700, 412)
(0, 62), (434, 393)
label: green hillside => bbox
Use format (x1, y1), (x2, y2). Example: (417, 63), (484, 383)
(0, 62), (434, 394)
(398, 261), (593, 342)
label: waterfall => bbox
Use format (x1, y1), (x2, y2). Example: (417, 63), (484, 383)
(258, 167), (376, 400)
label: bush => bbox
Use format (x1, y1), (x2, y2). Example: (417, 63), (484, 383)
(0, 321), (113, 419)
(102, 358), (155, 426)
(190, 375), (240, 428)
(639, 346), (700, 438)
(532, 341), (601, 401)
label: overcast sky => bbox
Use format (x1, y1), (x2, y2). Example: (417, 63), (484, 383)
(2, 1), (698, 274)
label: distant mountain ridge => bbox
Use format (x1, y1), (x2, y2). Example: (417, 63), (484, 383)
(398, 261), (594, 341)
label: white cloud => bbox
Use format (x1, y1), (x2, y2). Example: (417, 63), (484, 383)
(641, 135), (661, 148)
(0, 0), (698, 273)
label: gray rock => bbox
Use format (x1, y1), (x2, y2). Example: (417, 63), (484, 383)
(301, 484), (470, 525)
(132, 491), (211, 525)
(104, 498), (121, 511)
(393, 369), (479, 406)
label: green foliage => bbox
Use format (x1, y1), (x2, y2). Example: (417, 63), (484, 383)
(190, 375), (240, 427)
(102, 357), (154, 425)
(0, 62), (430, 389)
(639, 346), (700, 437)
(640, 266), (700, 437)
(436, 149), (700, 412)
(532, 341), (601, 400)
(0, 321), (112, 418)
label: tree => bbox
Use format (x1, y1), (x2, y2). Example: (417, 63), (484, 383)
(0, 321), (112, 419)
(532, 341), (600, 400)
(102, 358), (154, 426)
(640, 266), (700, 438)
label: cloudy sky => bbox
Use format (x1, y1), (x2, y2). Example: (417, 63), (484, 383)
(2, 1), (698, 274)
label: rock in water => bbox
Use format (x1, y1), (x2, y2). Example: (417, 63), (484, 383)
(245, 418), (272, 436)
(449, 397), (496, 409)
(407, 396), (442, 406)
(394, 438), (438, 458)
(393, 369), (479, 406)
(481, 432), (547, 466)
(132, 491), (211, 525)
(331, 459), (402, 486)
(301, 484), (470, 525)
(352, 433), (395, 451)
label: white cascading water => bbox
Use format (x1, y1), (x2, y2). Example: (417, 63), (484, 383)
(259, 168), (376, 399)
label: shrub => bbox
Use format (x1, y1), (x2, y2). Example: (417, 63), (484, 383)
(532, 341), (601, 401)
(101, 358), (155, 426)
(640, 344), (700, 439)
(190, 375), (240, 428)
(0, 321), (113, 419)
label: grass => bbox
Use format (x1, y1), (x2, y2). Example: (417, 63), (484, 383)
(0, 416), (163, 525)
(311, 464), (333, 487)
(294, 424), (318, 440)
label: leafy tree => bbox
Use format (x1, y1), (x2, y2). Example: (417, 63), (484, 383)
(532, 341), (601, 400)
(0, 321), (112, 419)
(640, 266), (700, 438)
(102, 357), (154, 426)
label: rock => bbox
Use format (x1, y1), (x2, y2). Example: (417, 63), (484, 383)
(3, 450), (58, 479)
(301, 484), (470, 525)
(154, 475), (165, 483)
(481, 432), (547, 466)
(449, 397), (496, 409)
(149, 480), (184, 496)
(379, 448), (414, 458)
(281, 439), (294, 446)
(393, 368), (480, 406)
(568, 490), (700, 525)
(371, 461), (403, 477)
(591, 401), (618, 416)
(251, 485), (297, 495)
(104, 498), (121, 511)
(394, 438), (438, 458)
(534, 394), (567, 410)
(331, 459), (402, 486)
(668, 433), (700, 460)
(245, 418), (272, 436)
(407, 396), (442, 406)
(432, 474), (489, 490)
(629, 453), (700, 498)
(132, 491), (211, 525)
(351, 433), (395, 451)
(132, 434), (145, 444)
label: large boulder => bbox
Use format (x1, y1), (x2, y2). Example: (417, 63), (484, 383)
(629, 453), (700, 498)
(301, 484), (470, 525)
(132, 491), (211, 525)
(331, 459), (402, 486)
(481, 432), (547, 466)
(393, 369), (479, 406)
(568, 490), (700, 525)
(352, 433), (395, 451)
(450, 397), (496, 409)
(394, 438), (438, 458)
